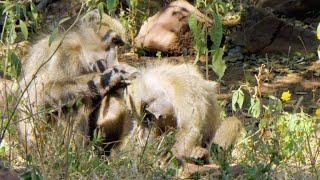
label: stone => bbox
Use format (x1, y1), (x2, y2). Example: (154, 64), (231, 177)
(135, 0), (212, 55)
(255, 0), (320, 18)
(232, 7), (318, 54)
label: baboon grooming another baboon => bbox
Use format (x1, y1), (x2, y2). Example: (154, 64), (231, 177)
(122, 63), (242, 162)
(17, 9), (135, 152)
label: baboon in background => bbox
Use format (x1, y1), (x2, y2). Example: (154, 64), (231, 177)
(122, 63), (242, 163)
(17, 9), (135, 153)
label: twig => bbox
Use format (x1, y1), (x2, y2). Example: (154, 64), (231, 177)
(235, 129), (261, 147)
(293, 96), (303, 114)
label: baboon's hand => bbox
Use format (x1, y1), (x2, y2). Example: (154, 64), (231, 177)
(190, 146), (209, 160)
(100, 64), (138, 92)
(113, 64), (138, 84)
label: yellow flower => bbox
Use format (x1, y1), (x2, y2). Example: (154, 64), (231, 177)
(316, 109), (320, 118)
(317, 32), (320, 40)
(281, 91), (291, 101)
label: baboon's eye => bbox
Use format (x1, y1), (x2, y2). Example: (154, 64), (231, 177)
(112, 35), (124, 46)
(102, 30), (125, 49)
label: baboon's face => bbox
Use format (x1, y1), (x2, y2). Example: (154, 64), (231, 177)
(97, 13), (127, 44)
(101, 30), (125, 50)
(82, 9), (127, 72)
(90, 30), (124, 73)
(82, 9), (127, 44)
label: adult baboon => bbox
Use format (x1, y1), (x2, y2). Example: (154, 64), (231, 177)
(17, 9), (134, 153)
(121, 63), (242, 162)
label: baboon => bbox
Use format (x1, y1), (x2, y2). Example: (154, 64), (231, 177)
(122, 63), (242, 162)
(91, 63), (136, 155)
(17, 9), (134, 152)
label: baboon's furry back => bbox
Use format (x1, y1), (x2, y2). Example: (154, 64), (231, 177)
(123, 62), (242, 162)
(17, 9), (131, 152)
(20, 10), (127, 105)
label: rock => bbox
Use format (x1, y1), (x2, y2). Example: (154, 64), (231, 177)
(232, 7), (318, 54)
(255, 0), (320, 18)
(135, 0), (212, 55)
(180, 163), (242, 179)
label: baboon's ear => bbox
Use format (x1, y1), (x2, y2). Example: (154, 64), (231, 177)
(81, 9), (101, 24)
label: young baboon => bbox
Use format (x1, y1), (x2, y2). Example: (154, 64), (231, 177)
(122, 63), (242, 162)
(17, 9), (134, 153)
(91, 63), (136, 155)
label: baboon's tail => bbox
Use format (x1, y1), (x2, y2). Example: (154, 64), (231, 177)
(213, 117), (242, 150)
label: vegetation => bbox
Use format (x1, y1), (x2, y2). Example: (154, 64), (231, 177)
(0, 0), (319, 179)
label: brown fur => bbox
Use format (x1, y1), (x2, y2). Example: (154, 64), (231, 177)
(95, 92), (132, 154)
(121, 62), (242, 162)
(16, 9), (131, 153)
(213, 116), (242, 150)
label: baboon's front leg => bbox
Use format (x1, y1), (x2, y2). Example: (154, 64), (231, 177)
(43, 64), (136, 107)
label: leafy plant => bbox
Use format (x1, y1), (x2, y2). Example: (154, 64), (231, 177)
(188, 1), (226, 79)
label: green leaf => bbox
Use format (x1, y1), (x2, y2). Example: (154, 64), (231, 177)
(48, 28), (59, 47)
(259, 119), (268, 129)
(232, 91), (238, 111)
(21, 4), (27, 20)
(232, 89), (244, 111)
(3, 118), (9, 127)
(97, 2), (104, 18)
(0, 147), (5, 155)
(249, 96), (261, 118)
(106, 0), (116, 13)
(92, 128), (102, 144)
(237, 90), (244, 109)
(2, 4), (15, 15)
(97, 129), (102, 141)
(211, 48), (226, 79)
(11, 52), (22, 78)
(7, 95), (13, 103)
(188, 12), (206, 62)
(58, 17), (71, 25)
(268, 95), (283, 112)
(188, 13), (198, 37)
(210, 12), (223, 50)
(30, 2), (38, 20)
(288, 118), (297, 132)
(19, 20), (28, 40)
(16, 3), (22, 15)
(156, 51), (162, 59)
